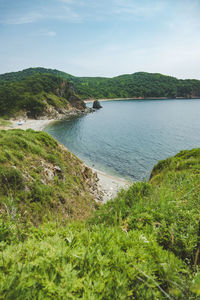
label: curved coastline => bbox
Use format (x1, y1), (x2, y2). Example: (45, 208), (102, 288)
(84, 97), (168, 103)
(0, 119), (57, 131)
(84, 96), (200, 104)
(0, 118), (130, 202)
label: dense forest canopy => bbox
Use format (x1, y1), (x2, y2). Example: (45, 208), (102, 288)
(1, 67), (200, 99)
(0, 73), (85, 118)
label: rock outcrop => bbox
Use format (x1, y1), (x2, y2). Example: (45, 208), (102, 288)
(93, 100), (102, 109)
(56, 81), (86, 110)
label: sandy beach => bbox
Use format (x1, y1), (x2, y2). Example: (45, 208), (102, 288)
(92, 168), (131, 203)
(0, 119), (56, 131)
(84, 97), (169, 104)
(84, 98), (137, 104)
(0, 118), (131, 202)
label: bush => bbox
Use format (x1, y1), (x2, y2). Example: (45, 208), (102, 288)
(0, 222), (192, 299)
(26, 96), (46, 118)
(0, 166), (24, 194)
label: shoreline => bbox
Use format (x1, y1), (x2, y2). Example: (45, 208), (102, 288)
(91, 167), (131, 203)
(0, 117), (131, 202)
(84, 96), (200, 103)
(0, 119), (57, 131)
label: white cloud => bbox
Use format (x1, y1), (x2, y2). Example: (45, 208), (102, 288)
(47, 31), (56, 37)
(61, 6), (81, 22)
(54, 0), (165, 22)
(1, 7), (81, 25)
(2, 12), (42, 25)
(58, 0), (75, 3)
(1, 0), (163, 26)
(113, 0), (165, 18)
(62, 27), (200, 79)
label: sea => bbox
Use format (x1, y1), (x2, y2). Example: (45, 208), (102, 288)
(45, 99), (200, 181)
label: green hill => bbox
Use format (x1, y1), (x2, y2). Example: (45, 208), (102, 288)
(1, 67), (200, 99)
(0, 73), (85, 118)
(0, 67), (75, 82)
(1, 129), (200, 298)
(0, 129), (97, 224)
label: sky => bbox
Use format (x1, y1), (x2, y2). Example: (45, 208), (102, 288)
(0, 0), (200, 78)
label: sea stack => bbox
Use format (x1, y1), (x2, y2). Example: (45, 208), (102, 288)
(93, 100), (102, 109)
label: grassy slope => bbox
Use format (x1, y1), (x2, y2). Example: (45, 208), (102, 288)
(1, 135), (200, 298)
(94, 149), (200, 263)
(0, 130), (96, 224)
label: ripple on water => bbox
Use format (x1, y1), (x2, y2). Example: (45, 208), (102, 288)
(45, 99), (200, 181)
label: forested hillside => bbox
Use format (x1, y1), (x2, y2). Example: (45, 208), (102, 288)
(1, 67), (200, 99)
(0, 73), (85, 118)
(0, 67), (74, 82)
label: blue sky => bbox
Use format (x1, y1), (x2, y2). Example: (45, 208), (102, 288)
(0, 0), (200, 78)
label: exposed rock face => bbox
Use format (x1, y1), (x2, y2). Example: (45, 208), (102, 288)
(81, 165), (103, 202)
(56, 81), (86, 110)
(93, 100), (102, 109)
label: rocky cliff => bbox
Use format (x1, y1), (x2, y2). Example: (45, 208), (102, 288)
(0, 129), (102, 224)
(0, 73), (87, 119)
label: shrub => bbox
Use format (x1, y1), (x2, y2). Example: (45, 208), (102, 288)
(0, 223), (192, 299)
(0, 166), (24, 194)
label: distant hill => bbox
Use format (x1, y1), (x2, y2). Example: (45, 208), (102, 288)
(1, 67), (200, 99)
(0, 72), (85, 118)
(0, 67), (75, 82)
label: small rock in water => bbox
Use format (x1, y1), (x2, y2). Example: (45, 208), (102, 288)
(93, 100), (102, 109)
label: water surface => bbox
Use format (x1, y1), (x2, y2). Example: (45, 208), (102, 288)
(45, 99), (200, 181)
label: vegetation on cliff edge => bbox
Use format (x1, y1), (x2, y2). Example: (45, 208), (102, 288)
(0, 73), (85, 118)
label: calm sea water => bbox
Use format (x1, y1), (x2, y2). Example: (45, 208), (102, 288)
(45, 99), (200, 181)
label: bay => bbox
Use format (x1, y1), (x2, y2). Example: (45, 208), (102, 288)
(45, 99), (200, 181)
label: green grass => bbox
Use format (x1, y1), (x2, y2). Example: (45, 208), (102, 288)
(0, 119), (12, 127)
(0, 221), (193, 299)
(1, 131), (200, 298)
(0, 129), (96, 224)
(91, 151), (200, 266)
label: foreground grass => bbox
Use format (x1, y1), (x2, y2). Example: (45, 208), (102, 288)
(0, 221), (193, 299)
(1, 132), (200, 298)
